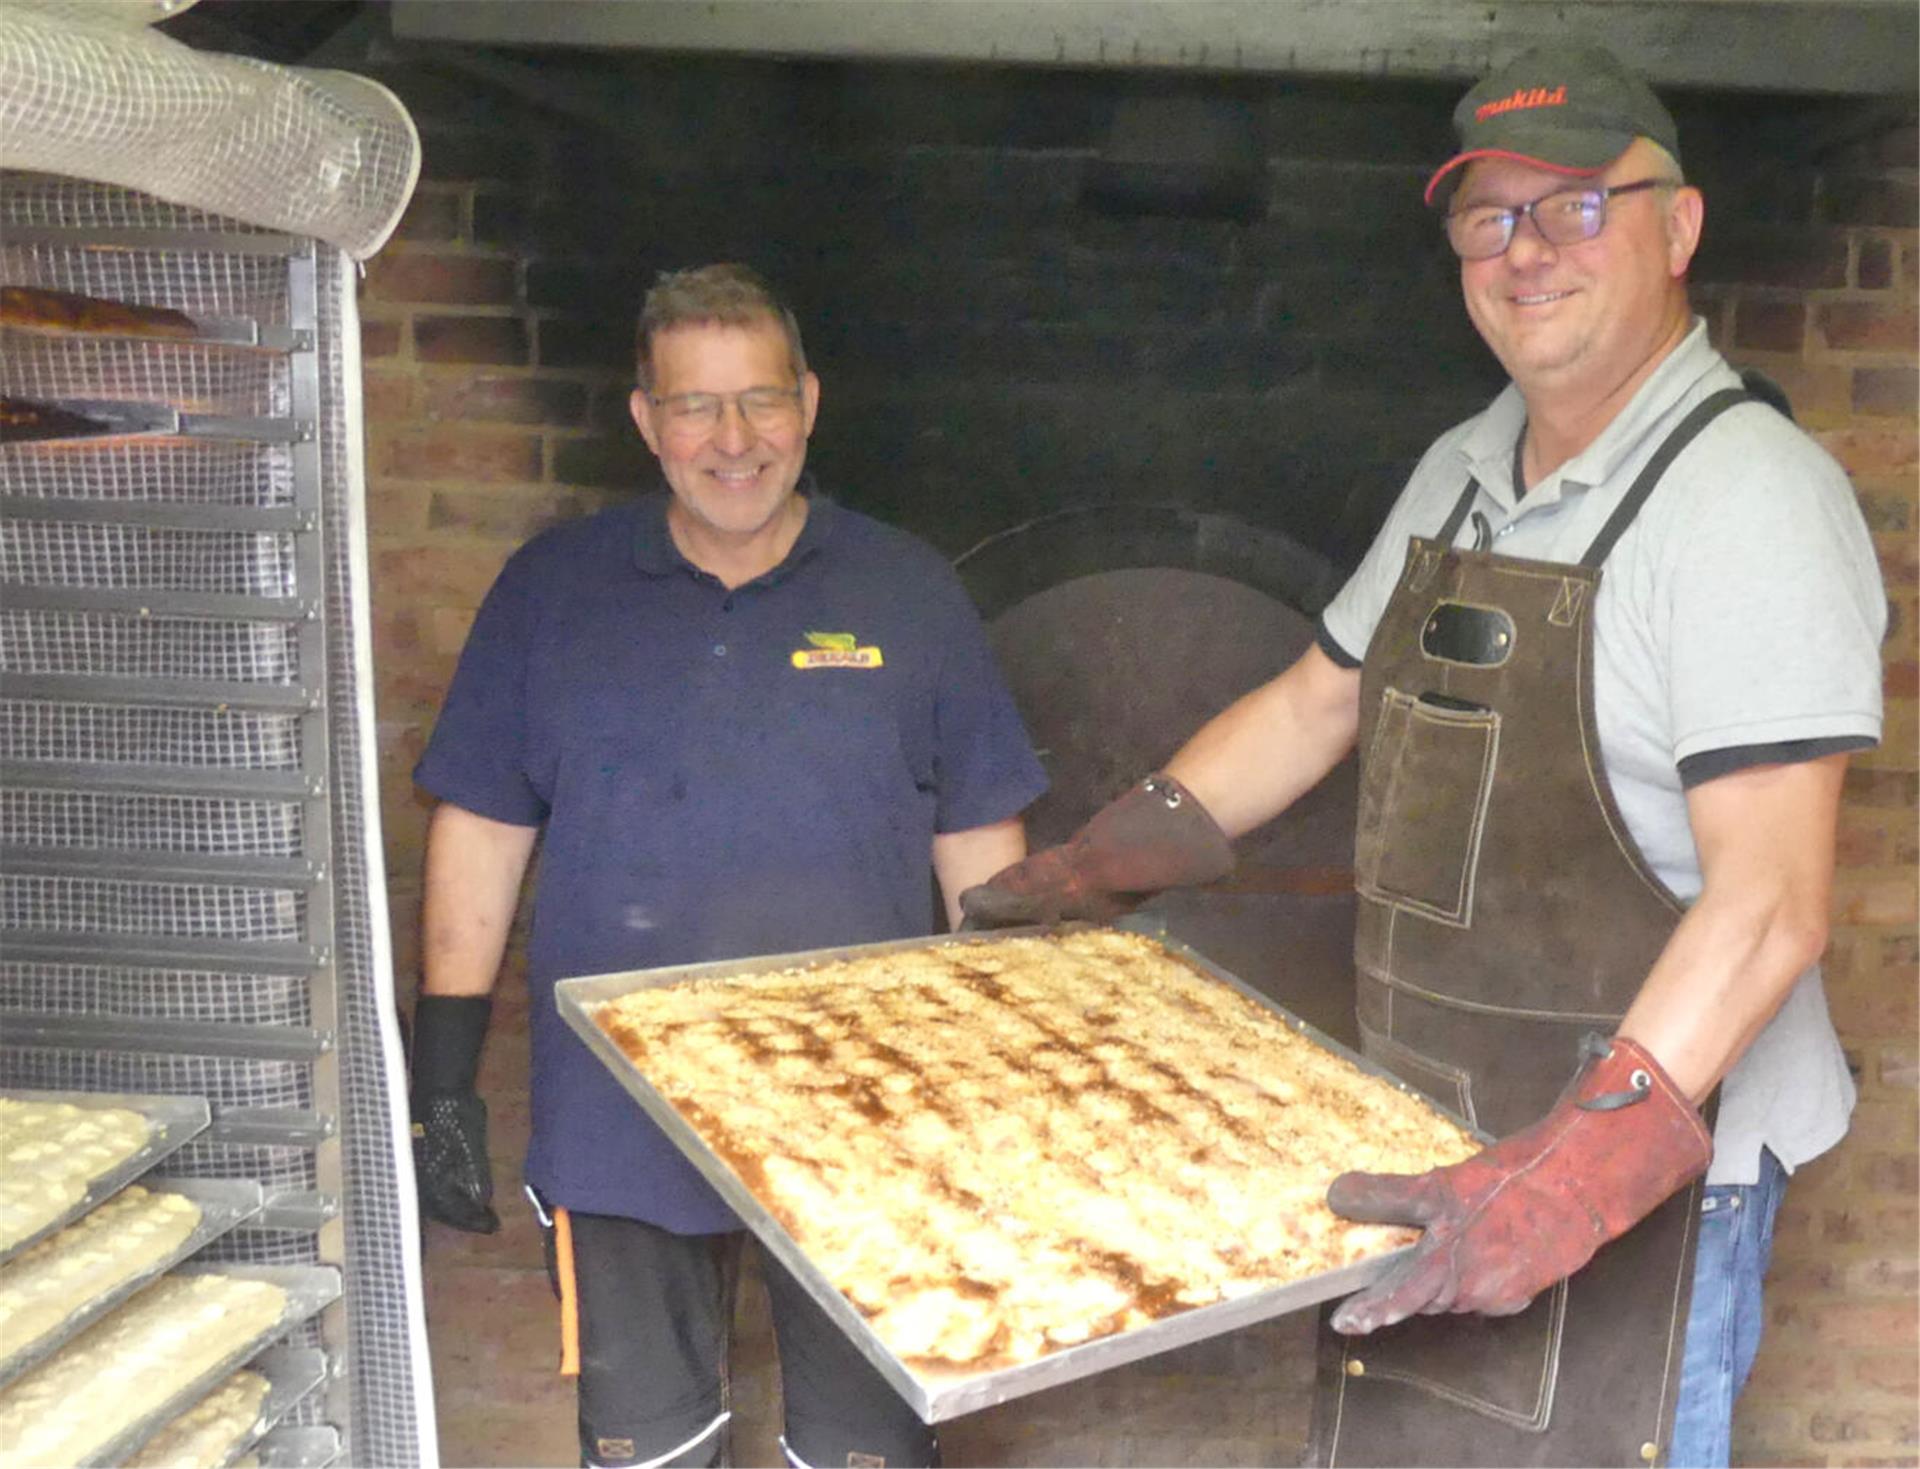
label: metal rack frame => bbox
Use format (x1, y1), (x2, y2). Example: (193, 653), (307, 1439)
(0, 221), (349, 1447)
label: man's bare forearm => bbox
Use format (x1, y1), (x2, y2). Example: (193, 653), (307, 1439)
(1164, 644), (1363, 840)
(933, 817), (1027, 929)
(419, 802), (540, 998)
(1619, 754), (1848, 1102)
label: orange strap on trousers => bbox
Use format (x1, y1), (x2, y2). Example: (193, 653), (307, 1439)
(554, 1205), (580, 1377)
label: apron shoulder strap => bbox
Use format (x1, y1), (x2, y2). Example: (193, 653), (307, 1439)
(1433, 476), (1481, 547)
(1577, 387), (1753, 569)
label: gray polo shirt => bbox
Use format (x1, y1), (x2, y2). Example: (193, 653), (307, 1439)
(1321, 320), (1884, 1185)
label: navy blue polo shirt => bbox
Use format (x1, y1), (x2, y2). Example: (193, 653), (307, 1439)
(414, 488), (1046, 1231)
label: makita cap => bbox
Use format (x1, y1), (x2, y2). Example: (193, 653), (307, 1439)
(1425, 44), (1681, 207)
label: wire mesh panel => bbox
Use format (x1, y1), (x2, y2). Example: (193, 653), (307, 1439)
(1, 523), (300, 598)
(0, 702), (304, 768)
(0, 874), (307, 941)
(0, 333), (292, 415)
(3, 227), (297, 324)
(0, 962), (310, 1024)
(0, 608), (302, 682)
(0, 173), (427, 1464)
(199, 1227), (336, 1270)
(315, 239), (431, 1469)
(1, 787), (306, 855)
(0, 1047), (317, 1115)
(0, 440), (297, 505)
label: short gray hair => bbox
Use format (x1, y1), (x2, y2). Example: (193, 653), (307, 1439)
(635, 263), (807, 392)
(1640, 138), (1687, 186)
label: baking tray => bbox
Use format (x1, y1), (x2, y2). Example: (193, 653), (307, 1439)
(118, 1344), (328, 1469)
(239, 1345), (330, 1462)
(0, 1090), (212, 1264)
(556, 919), (1486, 1423)
(252, 1425), (341, 1468)
(0, 1176), (265, 1387)
(66, 1263), (341, 1468)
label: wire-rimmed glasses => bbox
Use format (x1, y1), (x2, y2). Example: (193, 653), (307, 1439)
(647, 386), (804, 436)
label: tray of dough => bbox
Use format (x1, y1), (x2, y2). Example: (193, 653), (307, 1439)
(0, 1177), (265, 1387)
(557, 920), (1485, 1423)
(0, 1090), (211, 1264)
(0, 1262), (339, 1469)
(119, 1344), (328, 1469)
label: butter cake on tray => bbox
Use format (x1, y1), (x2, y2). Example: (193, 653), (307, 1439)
(590, 928), (1477, 1374)
(125, 1367), (271, 1469)
(0, 1098), (154, 1254)
(0, 1272), (285, 1469)
(0, 1184), (204, 1360)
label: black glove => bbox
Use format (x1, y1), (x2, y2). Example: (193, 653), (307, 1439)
(959, 774), (1234, 928)
(410, 994), (500, 1234)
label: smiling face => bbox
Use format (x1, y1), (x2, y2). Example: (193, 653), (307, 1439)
(1455, 138), (1702, 410)
(630, 317), (821, 565)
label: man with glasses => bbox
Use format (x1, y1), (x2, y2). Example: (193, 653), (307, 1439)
(409, 263), (1045, 1468)
(964, 44), (1882, 1466)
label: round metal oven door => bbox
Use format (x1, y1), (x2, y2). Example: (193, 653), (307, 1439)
(957, 503), (1358, 1047)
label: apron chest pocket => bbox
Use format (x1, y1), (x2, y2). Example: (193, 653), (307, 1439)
(1355, 687), (1500, 926)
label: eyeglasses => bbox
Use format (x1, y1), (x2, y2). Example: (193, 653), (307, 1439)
(647, 386), (804, 435)
(1445, 178), (1677, 261)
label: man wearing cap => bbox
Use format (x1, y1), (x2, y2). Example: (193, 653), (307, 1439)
(963, 44), (1883, 1467)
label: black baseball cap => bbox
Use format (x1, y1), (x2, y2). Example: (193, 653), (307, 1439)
(1424, 44), (1681, 207)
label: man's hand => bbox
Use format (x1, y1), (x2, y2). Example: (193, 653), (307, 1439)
(1326, 1034), (1711, 1334)
(958, 774), (1234, 928)
(410, 994), (501, 1234)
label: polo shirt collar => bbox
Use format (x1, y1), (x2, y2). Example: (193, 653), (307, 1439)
(1459, 386), (1529, 512)
(631, 473), (837, 585)
(1457, 317), (1719, 513)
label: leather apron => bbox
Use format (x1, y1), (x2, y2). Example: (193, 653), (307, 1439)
(1310, 389), (1750, 1468)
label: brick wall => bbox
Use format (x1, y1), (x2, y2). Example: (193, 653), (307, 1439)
(1695, 123), (1920, 1467)
(359, 51), (1917, 1465)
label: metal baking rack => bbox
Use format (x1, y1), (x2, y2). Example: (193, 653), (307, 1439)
(0, 1090), (211, 1264)
(0, 216), (350, 1449)
(556, 920), (1487, 1424)
(0, 1176), (263, 1386)
(0, 393), (314, 446)
(70, 1263), (340, 1469)
(0, 287), (312, 353)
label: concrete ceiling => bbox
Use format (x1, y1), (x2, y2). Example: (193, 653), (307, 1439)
(388, 0), (1919, 98)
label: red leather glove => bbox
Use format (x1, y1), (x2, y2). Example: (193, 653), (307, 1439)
(958, 774), (1234, 927)
(1327, 1034), (1711, 1334)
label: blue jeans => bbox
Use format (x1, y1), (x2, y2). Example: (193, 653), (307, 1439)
(1668, 1148), (1788, 1468)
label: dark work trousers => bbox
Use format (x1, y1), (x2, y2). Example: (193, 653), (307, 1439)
(541, 1205), (938, 1469)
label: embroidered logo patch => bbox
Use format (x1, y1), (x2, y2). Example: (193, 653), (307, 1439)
(791, 629), (884, 669)
(1474, 84), (1568, 122)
